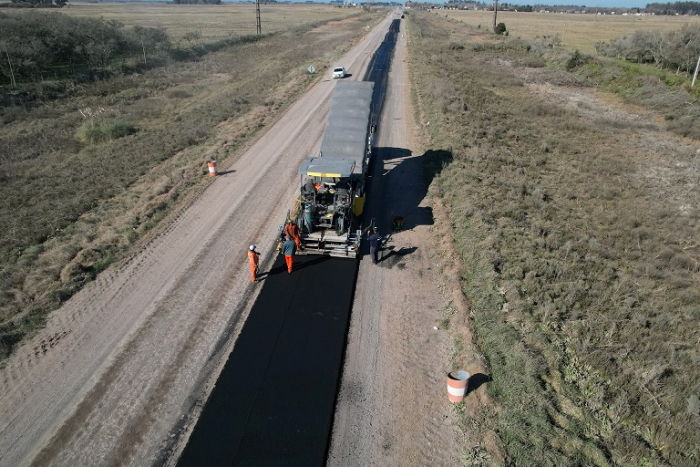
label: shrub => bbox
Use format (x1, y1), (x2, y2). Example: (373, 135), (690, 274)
(566, 50), (591, 71)
(519, 56), (546, 68)
(75, 119), (136, 144)
(0, 12), (137, 85)
(495, 22), (507, 35)
(667, 115), (700, 139)
(596, 25), (700, 75)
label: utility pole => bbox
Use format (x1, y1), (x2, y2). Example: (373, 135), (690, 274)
(256, 0), (261, 35)
(692, 53), (700, 89)
(492, 0), (499, 33)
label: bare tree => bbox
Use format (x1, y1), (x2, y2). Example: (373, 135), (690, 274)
(1, 42), (16, 89)
(134, 26), (148, 65)
(131, 26), (170, 66)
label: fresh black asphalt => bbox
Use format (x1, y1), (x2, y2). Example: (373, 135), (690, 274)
(177, 255), (358, 467)
(364, 18), (400, 129)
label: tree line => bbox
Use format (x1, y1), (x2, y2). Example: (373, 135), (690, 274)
(443, 0), (700, 15)
(596, 24), (700, 75)
(7, 0), (67, 6)
(0, 12), (171, 88)
(645, 1), (700, 15)
(171, 0), (222, 4)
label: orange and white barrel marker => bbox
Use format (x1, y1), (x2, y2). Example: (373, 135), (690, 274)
(446, 370), (470, 403)
(207, 160), (218, 177)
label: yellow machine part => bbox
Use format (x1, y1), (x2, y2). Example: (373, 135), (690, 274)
(353, 193), (365, 216)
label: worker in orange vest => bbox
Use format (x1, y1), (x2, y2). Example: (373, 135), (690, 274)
(285, 220), (301, 250)
(248, 245), (260, 282)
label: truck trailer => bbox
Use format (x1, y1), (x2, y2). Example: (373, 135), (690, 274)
(282, 81), (375, 258)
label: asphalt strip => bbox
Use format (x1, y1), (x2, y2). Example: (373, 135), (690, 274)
(177, 253), (359, 467)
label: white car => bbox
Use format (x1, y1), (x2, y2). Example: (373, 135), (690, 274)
(332, 66), (346, 79)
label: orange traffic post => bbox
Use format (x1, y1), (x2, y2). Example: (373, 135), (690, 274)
(207, 160), (218, 177)
(446, 370), (470, 403)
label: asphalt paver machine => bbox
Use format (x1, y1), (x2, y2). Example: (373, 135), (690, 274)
(283, 81), (375, 258)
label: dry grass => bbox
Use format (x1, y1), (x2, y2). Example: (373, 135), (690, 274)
(0, 4), (378, 359)
(408, 10), (700, 467)
(440, 10), (700, 55)
(51, 3), (359, 43)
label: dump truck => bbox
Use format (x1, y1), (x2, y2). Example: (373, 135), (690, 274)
(281, 81), (375, 258)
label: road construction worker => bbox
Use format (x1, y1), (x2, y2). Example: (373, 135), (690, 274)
(285, 220), (301, 250)
(366, 226), (382, 265)
(248, 245), (260, 282)
(281, 235), (297, 273)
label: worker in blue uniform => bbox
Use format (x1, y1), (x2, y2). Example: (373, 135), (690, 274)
(366, 226), (382, 265)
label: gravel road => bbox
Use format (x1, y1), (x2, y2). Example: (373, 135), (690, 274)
(0, 13), (468, 467)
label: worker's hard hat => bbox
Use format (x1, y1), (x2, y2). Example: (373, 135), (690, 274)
(249, 245), (257, 251)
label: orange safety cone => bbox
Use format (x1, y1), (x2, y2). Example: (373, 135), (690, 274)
(446, 370), (470, 403)
(207, 160), (218, 177)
